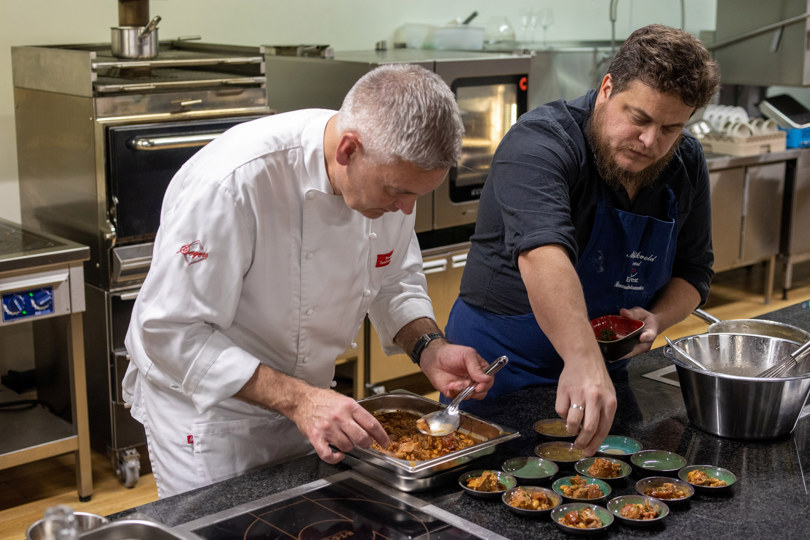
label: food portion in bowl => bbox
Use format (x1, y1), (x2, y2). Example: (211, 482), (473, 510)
(370, 411), (478, 461)
(588, 457), (622, 478)
(607, 495), (669, 526)
(591, 314), (644, 362)
(678, 465), (736, 493)
(504, 486), (559, 511)
(553, 475), (611, 502)
(465, 470), (507, 492)
(459, 469), (516, 498)
(534, 418), (576, 440)
(636, 476), (694, 503)
(552, 503), (613, 532)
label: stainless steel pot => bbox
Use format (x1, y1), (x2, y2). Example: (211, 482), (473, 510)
(665, 333), (810, 440)
(111, 15), (161, 59)
(692, 308), (810, 344)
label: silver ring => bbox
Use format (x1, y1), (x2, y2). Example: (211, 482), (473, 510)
(570, 403), (584, 411)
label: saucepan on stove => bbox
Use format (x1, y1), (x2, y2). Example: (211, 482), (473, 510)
(111, 15), (161, 58)
(665, 333), (810, 440)
(692, 308), (810, 344)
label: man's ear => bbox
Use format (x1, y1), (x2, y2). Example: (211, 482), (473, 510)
(597, 73), (613, 103)
(336, 132), (362, 166)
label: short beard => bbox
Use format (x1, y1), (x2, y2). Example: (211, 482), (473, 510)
(586, 103), (680, 194)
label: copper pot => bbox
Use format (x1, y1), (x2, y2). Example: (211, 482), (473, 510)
(111, 15), (160, 58)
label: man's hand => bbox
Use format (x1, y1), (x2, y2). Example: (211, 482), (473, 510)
(286, 386), (390, 464)
(555, 356), (617, 456)
(235, 364), (389, 464)
(419, 340), (493, 399)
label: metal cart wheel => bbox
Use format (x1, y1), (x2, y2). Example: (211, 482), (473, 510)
(115, 447), (141, 488)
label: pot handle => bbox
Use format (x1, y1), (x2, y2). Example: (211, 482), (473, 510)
(691, 308), (720, 325)
(139, 15), (161, 40)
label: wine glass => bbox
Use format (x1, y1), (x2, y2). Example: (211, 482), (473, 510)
(537, 8), (554, 47)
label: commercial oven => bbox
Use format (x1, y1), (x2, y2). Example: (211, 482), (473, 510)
(12, 40), (271, 486)
(264, 48), (531, 246)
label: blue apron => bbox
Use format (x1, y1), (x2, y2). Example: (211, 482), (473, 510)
(445, 187), (679, 409)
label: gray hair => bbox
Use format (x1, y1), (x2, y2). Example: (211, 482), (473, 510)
(338, 64), (464, 170)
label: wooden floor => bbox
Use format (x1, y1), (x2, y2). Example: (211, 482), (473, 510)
(2, 261), (809, 540)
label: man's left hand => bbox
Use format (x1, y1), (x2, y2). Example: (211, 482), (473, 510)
(419, 341), (494, 399)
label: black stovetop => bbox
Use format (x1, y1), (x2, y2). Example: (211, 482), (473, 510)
(189, 474), (492, 540)
(0, 219), (88, 273)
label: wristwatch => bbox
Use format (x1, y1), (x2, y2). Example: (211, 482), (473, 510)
(410, 332), (445, 365)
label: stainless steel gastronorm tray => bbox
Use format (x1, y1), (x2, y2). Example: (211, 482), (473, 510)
(345, 391), (520, 491)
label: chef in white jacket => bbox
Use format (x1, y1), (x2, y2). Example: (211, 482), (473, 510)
(123, 64), (494, 498)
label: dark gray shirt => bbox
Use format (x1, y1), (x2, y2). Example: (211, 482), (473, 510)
(459, 90), (714, 315)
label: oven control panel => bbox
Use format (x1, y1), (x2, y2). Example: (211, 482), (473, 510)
(0, 267), (74, 326)
(2, 286), (54, 322)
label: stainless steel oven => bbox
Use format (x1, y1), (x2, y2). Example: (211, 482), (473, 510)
(264, 49), (530, 245)
(13, 40), (271, 486)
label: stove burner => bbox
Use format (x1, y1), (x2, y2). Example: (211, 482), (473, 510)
(0, 222), (60, 256)
(192, 477), (482, 540)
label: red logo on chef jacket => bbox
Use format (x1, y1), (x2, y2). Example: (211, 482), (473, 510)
(177, 240), (209, 265)
(375, 250), (394, 268)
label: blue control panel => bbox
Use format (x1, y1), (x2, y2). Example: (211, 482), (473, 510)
(2, 286), (54, 322)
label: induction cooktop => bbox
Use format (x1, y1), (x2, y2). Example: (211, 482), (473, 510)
(179, 471), (505, 540)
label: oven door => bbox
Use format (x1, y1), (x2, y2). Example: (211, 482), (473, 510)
(106, 115), (267, 245)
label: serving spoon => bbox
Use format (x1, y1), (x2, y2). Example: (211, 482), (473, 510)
(416, 355), (509, 437)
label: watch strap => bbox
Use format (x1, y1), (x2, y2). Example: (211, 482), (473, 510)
(410, 332), (444, 365)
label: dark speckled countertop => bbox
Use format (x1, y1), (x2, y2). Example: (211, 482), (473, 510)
(111, 301), (810, 538)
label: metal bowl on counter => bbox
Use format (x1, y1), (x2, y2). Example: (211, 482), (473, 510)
(692, 308), (810, 344)
(666, 333), (810, 440)
(344, 391), (519, 492)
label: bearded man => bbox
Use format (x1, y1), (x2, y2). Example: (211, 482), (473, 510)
(444, 24), (720, 455)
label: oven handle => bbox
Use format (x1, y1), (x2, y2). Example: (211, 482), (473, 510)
(129, 132), (223, 151)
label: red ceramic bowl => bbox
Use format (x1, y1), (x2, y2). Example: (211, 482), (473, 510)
(591, 315), (644, 362)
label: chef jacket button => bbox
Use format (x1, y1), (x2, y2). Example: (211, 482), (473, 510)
(306, 308), (313, 316)
(363, 289), (371, 296)
(350, 341), (358, 349)
(170, 384), (180, 390)
(330, 380), (337, 388)
(369, 232), (377, 239)
(306, 192), (315, 200)
(305, 252), (313, 260)
(303, 356), (309, 363)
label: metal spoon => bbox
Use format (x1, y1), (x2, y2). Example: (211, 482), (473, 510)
(665, 337), (710, 371)
(417, 355), (508, 437)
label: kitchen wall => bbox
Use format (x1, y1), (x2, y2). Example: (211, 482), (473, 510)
(0, 0), (716, 226)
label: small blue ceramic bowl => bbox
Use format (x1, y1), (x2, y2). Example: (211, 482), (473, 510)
(575, 456), (632, 484)
(551, 503), (614, 535)
(607, 494), (669, 526)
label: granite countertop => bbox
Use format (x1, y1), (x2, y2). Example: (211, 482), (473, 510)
(113, 301), (810, 537)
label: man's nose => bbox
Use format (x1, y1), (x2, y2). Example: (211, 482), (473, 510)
(638, 126), (658, 148)
(395, 197), (416, 215)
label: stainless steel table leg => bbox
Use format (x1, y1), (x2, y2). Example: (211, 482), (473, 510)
(68, 311), (93, 500)
(764, 255), (775, 305)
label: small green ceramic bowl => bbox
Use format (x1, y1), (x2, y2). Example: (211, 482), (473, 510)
(534, 418), (577, 440)
(574, 456), (632, 483)
(502, 456), (559, 485)
(502, 485), (562, 518)
(635, 476), (694, 507)
(458, 469), (517, 499)
(597, 435), (643, 457)
(553, 475), (612, 503)
(551, 503), (614, 535)
(607, 494), (669, 526)
(630, 449), (686, 476)
(678, 464), (736, 494)
(535, 441), (587, 467)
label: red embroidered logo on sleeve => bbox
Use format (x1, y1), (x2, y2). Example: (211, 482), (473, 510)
(375, 250), (394, 268)
(177, 240), (209, 265)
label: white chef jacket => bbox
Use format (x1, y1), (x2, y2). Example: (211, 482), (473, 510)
(122, 109), (435, 495)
